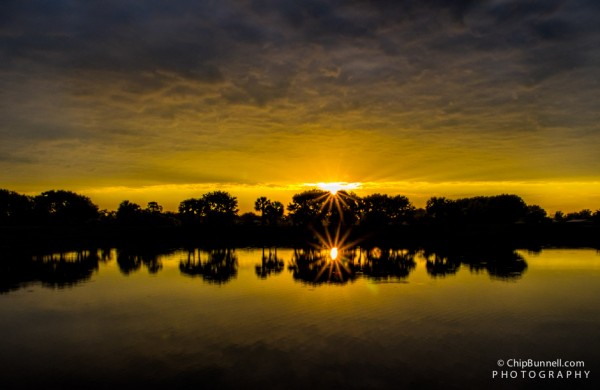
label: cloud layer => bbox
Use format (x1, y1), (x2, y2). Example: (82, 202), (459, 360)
(1, 0), (599, 209)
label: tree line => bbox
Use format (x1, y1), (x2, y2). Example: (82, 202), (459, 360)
(1, 188), (599, 228)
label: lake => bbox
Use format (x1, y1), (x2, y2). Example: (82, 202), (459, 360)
(1, 246), (599, 389)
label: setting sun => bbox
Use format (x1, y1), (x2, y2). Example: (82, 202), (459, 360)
(314, 182), (361, 195)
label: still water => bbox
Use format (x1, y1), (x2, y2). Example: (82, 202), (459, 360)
(1, 247), (599, 389)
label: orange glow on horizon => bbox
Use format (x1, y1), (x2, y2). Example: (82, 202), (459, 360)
(56, 179), (600, 215)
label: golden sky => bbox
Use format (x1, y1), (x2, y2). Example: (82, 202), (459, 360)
(1, 1), (599, 213)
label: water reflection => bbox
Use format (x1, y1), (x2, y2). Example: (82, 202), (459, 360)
(423, 250), (461, 278)
(116, 247), (169, 274)
(470, 250), (528, 280)
(1, 248), (597, 390)
(255, 248), (284, 279)
(289, 247), (357, 285)
(179, 248), (238, 284)
(423, 248), (528, 280)
(0, 249), (104, 293)
(361, 247), (417, 281)
(288, 246), (420, 285)
(0, 244), (530, 293)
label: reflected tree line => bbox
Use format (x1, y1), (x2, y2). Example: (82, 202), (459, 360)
(180, 248), (238, 284)
(116, 247), (164, 275)
(255, 247), (285, 279)
(287, 246), (527, 285)
(422, 248), (528, 280)
(287, 247), (417, 285)
(0, 249), (107, 294)
(1, 245), (529, 294)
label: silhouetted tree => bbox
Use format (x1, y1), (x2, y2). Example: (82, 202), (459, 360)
(484, 194), (528, 224)
(98, 209), (117, 224)
(179, 191), (238, 226)
(116, 200), (143, 225)
(524, 204), (548, 224)
(360, 193), (413, 226)
(33, 190), (99, 225)
(140, 201), (178, 226)
(426, 196), (459, 224)
(0, 189), (33, 225)
(287, 189), (329, 227)
(264, 200), (284, 225)
(201, 191), (238, 226)
(254, 197), (284, 226)
(254, 196), (270, 225)
(239, 212), (261, 226)
(426, 194), (527, 225)
(178, 198), (205, 225)
(146, 201), (163, 214)
(565, 209), (593, 221)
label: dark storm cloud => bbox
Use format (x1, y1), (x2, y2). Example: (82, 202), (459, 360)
(1, 1), (235, 84)
(251, 0), (372, 43)
(2, 0), (597, 90)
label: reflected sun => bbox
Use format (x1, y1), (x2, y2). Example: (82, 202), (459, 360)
(329, 247), (339, 260)
(311, 224), (360, 282)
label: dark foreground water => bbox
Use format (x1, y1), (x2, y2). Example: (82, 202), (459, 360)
(1, 247), (599, 389)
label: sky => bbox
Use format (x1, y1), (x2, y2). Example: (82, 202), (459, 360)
(1, 0), (599, 213)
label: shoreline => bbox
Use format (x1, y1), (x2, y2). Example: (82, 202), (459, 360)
(1, 223), (598, 253)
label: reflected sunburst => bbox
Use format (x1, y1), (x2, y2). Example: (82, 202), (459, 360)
(309, 223), (362, 283)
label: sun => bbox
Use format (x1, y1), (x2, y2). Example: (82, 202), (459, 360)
(315, 182), (361, 195)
